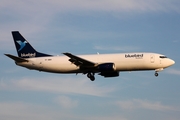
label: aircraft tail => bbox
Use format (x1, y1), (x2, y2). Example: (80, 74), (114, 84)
(12, 31), (51, 58)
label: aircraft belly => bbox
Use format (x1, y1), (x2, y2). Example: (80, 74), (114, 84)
(41, 62), (79, 73)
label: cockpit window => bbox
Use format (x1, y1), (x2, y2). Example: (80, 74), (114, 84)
(159, 56), (167, 58)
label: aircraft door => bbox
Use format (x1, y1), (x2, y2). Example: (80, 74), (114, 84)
(35, 59), (43, 69)
(39, 61), (43, 69)
(159, 57), (163, 67)
(150, 54), (155, 63)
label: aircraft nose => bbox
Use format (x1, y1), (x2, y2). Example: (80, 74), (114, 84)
(169, 59), (175, 66)
(171, 59), (175, 65)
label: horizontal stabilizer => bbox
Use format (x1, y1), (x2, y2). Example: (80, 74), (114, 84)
(4, 54), (28, 62)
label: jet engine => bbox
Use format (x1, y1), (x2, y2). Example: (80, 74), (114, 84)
(97, 63), (116, 72)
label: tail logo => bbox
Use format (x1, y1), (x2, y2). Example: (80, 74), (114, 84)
(16, 40), (27, 51)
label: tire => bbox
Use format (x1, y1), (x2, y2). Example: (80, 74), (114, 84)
(155, 72), (158, 77)
(90, 76), (95, 81)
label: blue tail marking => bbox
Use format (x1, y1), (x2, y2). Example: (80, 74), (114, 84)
(12, 31), (52, 58)
(16, 41), (27, 52)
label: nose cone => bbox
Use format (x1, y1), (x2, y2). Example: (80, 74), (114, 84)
(172, 60), (175, 65)
(168, 59), (175, 67)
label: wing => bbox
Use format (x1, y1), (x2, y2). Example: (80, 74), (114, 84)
(63, 52), (96, 67)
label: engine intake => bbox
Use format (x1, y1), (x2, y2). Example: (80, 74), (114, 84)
(97, 63), (116, 72)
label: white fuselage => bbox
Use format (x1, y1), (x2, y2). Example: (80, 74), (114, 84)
(16, 53), (175, 74)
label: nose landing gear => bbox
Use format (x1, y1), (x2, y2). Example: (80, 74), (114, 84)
(154, 68), (164, 77)
(155, 72), (158, 77)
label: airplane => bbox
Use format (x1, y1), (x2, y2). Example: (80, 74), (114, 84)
(5, 31), (175, 81)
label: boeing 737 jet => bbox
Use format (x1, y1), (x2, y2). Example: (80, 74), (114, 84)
(5, 31), (175, 81)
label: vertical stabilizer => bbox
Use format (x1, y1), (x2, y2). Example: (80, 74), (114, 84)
(12, 31), (51, 58)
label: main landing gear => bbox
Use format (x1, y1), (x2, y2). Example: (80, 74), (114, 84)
(87, 72), (95, 81)
(155, 72), (159, 77)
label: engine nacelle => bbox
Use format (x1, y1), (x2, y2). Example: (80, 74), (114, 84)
(97, 63), (116, 72)
(99, 71), (119, 77)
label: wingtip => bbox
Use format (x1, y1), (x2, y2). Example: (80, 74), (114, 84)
(4, 53), (9, 56)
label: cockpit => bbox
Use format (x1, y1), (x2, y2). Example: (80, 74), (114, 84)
(159, 56), (168, 58)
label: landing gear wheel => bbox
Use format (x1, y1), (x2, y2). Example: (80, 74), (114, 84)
(87, 73), (91, 78)
(87, 73), (95, 81)
(155, 72), (158, 77)
(90, 76), (95, 81)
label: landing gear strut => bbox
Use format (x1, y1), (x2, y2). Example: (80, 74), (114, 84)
(155, 72), (158, 77)
(87, 72), (95, 81)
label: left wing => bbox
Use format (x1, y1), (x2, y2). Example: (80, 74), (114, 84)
(63, 53), (119, 79)
(63, 52), (97, 67)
